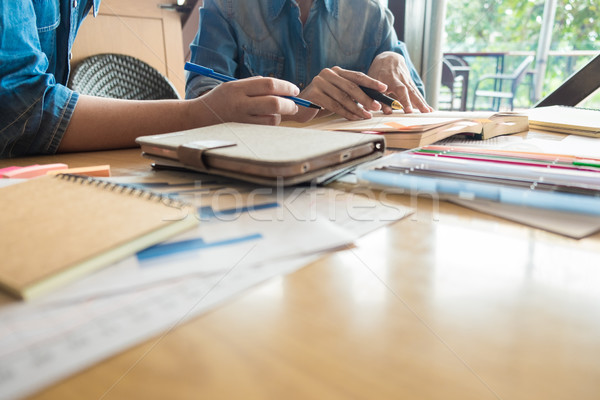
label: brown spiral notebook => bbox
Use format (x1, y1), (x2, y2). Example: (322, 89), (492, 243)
(0, 174), (198, 300)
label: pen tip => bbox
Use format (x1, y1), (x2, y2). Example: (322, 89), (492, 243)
(391, 100), (403, 110)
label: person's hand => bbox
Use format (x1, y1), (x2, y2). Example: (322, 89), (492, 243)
(289, 66), (388, 123)
(367, 51), (434, 114)
(194, 76), (299, 126)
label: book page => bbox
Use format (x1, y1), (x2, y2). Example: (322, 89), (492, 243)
(309, 112), (463, 132)
(305, 110), (517, 133)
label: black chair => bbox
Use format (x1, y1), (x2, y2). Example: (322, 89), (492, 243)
(439, 57), (470, 111)
(68, 53), (180, 100)
(439, 59), (459, 111)
(444, 55), (468, 68)
(438, 55), (471, 111)
(471, 55), (534, 111)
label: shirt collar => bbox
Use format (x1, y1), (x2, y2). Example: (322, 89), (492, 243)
(322, 0), (337, 16)
(268, 0), (338, 20)
(92, 0), (100, 17)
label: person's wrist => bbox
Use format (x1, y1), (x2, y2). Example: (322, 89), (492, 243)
(189, 97), (216, 128)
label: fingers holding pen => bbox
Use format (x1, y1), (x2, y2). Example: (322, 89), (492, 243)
(310, 75), (372, 120)
(239, 77), (300, 116)
(326, 66), (387, 112)
(242, 76), (299, 98)
(383, 80), (413, 114)
(198, 77), (300, 125)
(298, 67), (388, 121)
(367, 51), (434, 114)
(386, 78), (433, 114)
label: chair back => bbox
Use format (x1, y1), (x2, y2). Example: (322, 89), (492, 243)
(443, 55), (468, 67)
(439, 59), (458, 110)
(441, 59), (457, 91)
(509, 55), (535, 94)
(68, 53), (181, 100)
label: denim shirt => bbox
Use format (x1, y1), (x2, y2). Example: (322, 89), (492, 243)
(0, 0), (100, 158)
(186, 0), (424, 99)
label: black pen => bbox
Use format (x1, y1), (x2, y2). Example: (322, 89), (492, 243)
(359, 86), (403, 110)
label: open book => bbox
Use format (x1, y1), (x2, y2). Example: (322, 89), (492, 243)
(526, 106), (600, 137)
(307, 111), (528, 149)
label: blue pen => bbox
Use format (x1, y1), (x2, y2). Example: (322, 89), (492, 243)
(185, 62), (322, 110)
(357, 169), (600, 216)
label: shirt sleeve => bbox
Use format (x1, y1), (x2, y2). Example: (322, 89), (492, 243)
(375, 8), (426, 96)
(186, 0), (238, 99)
(0, 0), (78, 158)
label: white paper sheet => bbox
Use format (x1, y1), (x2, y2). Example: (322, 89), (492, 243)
(0, 255), (318, 400)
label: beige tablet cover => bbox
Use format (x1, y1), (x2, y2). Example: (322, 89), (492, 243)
(136, 123), (385, 185)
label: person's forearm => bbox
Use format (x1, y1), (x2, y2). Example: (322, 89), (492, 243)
(58, 95), (204, 153)
(58, 77), (300, 153)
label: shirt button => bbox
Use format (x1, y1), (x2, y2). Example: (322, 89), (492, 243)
(69, 52), (73, 60)
(298, 82), (304, 89)
(73, 0), (78, 7)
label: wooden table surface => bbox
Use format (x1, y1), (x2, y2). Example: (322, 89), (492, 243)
(2, 146), (600, 400)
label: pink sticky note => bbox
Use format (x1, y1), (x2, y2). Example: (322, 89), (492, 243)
(0, 165), (42, 178)
(3, 163), (68, 179)
(0, 166), (24, 178)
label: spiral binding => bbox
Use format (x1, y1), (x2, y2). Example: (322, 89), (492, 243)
(563, 105), (600, 112)
(53, 173), (188, 209)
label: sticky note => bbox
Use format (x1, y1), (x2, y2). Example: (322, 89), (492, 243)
(47, 165), (111, 177)
(2, 163), (68, 179)
(0, 166), (27, 178)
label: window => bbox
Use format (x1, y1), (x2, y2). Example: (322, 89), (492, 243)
(443, 0), (600, 110)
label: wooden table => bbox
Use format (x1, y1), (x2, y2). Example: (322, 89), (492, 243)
(2, 144), (600, 400)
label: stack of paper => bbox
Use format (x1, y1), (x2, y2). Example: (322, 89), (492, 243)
(526, 106), (600, 137)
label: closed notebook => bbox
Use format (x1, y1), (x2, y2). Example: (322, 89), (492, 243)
(526, 106), (600, 137)
(136, 122), (385, 186)
(0, 174), (198, 300)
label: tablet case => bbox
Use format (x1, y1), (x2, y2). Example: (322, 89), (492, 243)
(136, 123), (385, 185)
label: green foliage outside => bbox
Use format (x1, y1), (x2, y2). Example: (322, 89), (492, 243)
(443, 0), (600, 110)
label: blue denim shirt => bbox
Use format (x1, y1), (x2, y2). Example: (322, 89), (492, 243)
(0, 0), (100, 158)
(186, 0), (424, 99)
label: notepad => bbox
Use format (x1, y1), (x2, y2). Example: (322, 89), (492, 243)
(526, 106), (600, 137)
(0, 174), (198, 299)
